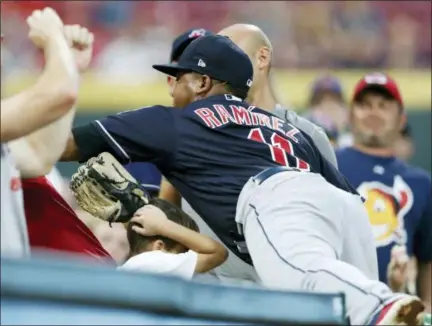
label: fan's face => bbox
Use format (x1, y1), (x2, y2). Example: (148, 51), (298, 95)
(351, 92), (404, 148)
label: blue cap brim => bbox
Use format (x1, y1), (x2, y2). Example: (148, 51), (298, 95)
(152, 63), (192, 77)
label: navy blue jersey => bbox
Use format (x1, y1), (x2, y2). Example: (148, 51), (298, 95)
(73, 95), (358, 263)
(337, 147), (432, 284)
(124, 162), (161, 195)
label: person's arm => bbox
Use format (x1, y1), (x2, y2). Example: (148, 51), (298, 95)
(159, 177), (182, 206)
(131, 214), (228, 273)
(9, 25), (94, 178)
(1, 9), (79, 143)
(386, 245), (409, 292)
(60, 105), (177, 164)
(9, 108), (77, 178)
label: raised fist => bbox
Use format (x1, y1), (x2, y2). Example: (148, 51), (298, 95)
(64, 25), (94, 72)
(387, 245), (409, 292)
(26, 7), (64, 49)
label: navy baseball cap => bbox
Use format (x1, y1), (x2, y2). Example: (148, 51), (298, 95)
(170, 28), (212, 62)
(153, 35), (253, 91)
(312, 75), (343, 95)
(309, 75), (344, 105)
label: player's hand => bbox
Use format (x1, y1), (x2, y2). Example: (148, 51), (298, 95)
(130, 205), (168, 237)
(64, 25), (94, 73)
(387, 245), (409, 292)
(26, 7), (64, 49)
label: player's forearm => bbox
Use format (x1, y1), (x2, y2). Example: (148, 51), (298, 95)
(0, 30), (78, 142)
(417, 262), (431, 312)
(159, 178), (182, 206)
(9, 107), (77, 178)
(59, 133), (82, 161)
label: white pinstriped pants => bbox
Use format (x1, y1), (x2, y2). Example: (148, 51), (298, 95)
(236, 170), (404, 325)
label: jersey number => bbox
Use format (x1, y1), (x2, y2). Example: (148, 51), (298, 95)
(248, 128), (310, 171)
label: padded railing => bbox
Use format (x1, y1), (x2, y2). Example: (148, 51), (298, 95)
(1, 255), (348, 325)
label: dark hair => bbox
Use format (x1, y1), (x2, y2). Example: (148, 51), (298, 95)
(223, 83), (248, 100)
(354, 86), (403, 113)
(400, 123), (412, 138)
(127, 198), (199, 256)
(309, 91), (344, 107)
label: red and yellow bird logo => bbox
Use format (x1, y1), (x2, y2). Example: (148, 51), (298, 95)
(357, 175), (413, 247)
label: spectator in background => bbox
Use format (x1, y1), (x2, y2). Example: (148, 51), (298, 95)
(306, 114), (340, 149)
(331, 1), (387, 69)
(92, 1), (134, 31)
(336, 73), (431, 309)
(304, 75), (348, 145)
(94, 5), (171, 84)
(290, 2), (333, 68)
(386, 14), (419, 69)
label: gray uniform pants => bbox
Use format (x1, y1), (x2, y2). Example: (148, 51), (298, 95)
(235, 170), (403, 325)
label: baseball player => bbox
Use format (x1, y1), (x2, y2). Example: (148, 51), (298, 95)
(62, 35), (429, 325)
(336, 73), (432, 312)
(1, 8), (79, 257)
(124, 28), (212, 196)
(119, 197), (227, 279)
(160, 24), (338, 284)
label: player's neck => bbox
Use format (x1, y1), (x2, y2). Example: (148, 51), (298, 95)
(250, 81), (277, 112)
(353, 143), (395, 158)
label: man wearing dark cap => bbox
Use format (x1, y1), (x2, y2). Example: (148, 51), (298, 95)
(336, 73), (431, 313)
(123, 27), (212, 196)
(304, 75), (348, 148)
(63, 38), (429, 325)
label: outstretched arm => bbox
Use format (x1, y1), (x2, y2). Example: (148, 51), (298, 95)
(1, 8), (79, 143)
(10, 25), (94, 178)
(60, 105), (177, 165)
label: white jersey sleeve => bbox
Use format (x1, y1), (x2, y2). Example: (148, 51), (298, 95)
(274, 106), (338, 169)
(118, 250), (198, 280)
(1, 144), (29, 258)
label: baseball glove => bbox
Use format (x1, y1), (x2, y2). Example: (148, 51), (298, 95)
(70, 152), (150, 224)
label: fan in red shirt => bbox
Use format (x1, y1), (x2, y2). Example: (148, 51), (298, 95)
(23, 176), (115, 264)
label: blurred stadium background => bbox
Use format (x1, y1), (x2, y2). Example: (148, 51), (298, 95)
(1, 2), (431, 324)
(2, 0), (431, 176)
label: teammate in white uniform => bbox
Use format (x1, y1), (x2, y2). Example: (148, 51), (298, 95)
(159, 24), (338, 285)
(118, 198), (227, 280)
(0, 9), (81, 257)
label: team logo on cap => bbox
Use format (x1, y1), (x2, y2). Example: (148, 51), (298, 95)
(189, 29), (207, 39)
(197, 59), (206, 67)
(246, 79), (253, 87)
(364, 73), (388, 85)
